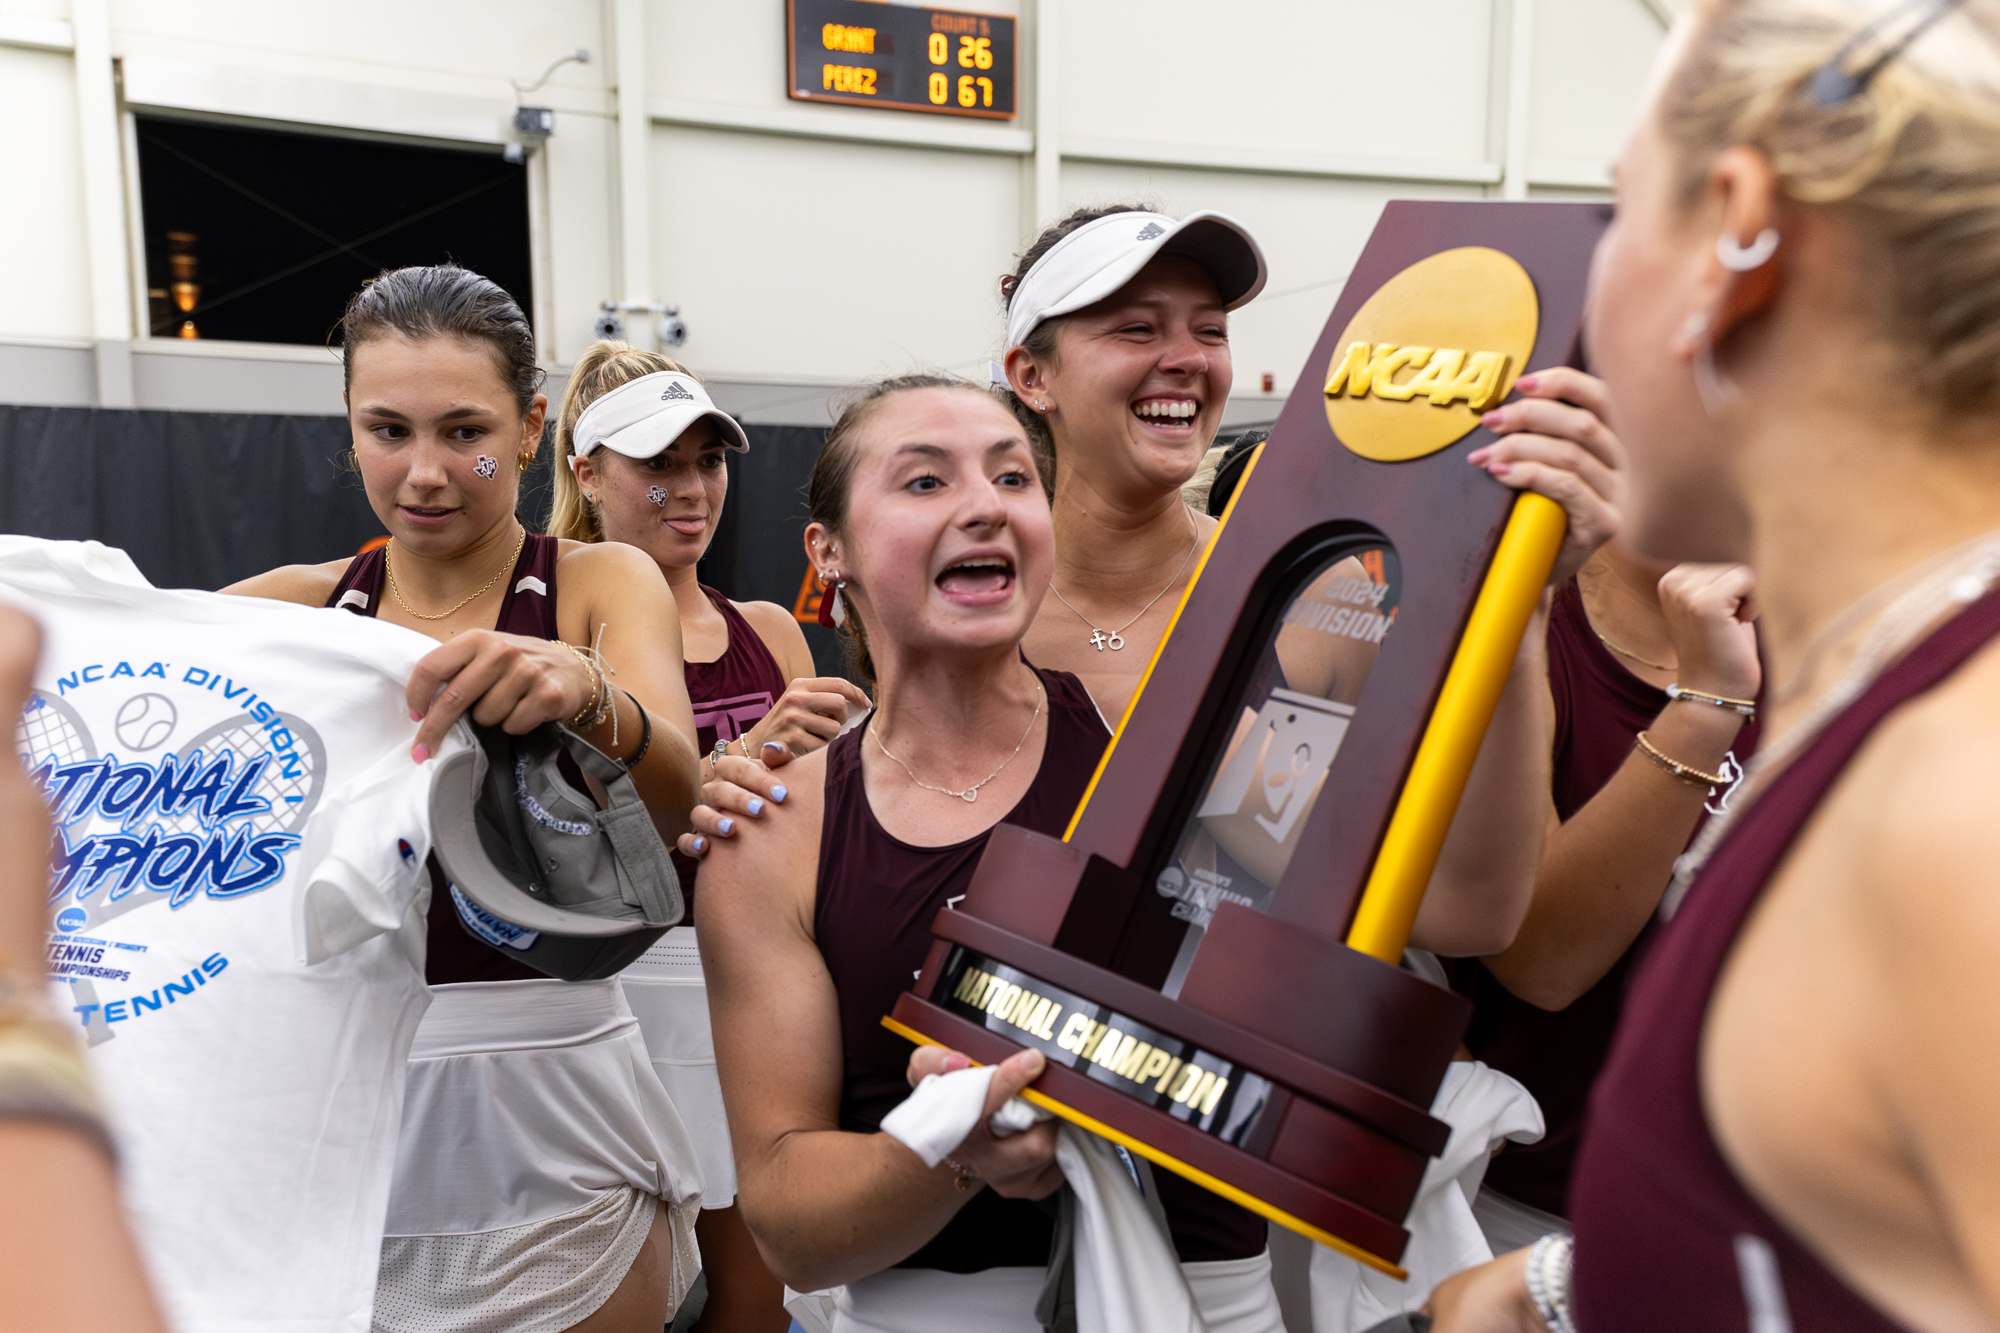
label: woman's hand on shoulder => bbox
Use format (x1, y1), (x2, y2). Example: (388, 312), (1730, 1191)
(406, 630), (597, 761)
(676, 746), (801, 858)
(905, 1045), (1063, 1201)
(219, 557), (353, 607)
(1469, 367), (1625, 585)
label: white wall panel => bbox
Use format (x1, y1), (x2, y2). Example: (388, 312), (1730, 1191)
(542, 109), (618, 366)
(1529, 0), (1664, 165)
(0, 48), (91, 339)
(648, 124), (1022, 383)
(1060, 0), (1498, 166)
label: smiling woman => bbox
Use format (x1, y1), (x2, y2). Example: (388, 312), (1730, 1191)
(220, 266), (707, 1333)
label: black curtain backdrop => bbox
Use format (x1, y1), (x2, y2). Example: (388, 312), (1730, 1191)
(1, 406), (847, 676)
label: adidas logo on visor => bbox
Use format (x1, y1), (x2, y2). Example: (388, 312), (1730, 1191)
(660, 382), (696, 402)
(1135, 222), (1166, 241)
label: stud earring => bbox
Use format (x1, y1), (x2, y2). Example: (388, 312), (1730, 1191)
(1716, 228), (1779, 272)
(816, 568), (848, 629)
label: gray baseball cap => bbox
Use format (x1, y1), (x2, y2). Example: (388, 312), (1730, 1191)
(429, 718), (682, 981)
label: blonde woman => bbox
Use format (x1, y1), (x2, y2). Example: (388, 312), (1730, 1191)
(548, 342), (868, 1333)
(1428, 0), (2000, 1328)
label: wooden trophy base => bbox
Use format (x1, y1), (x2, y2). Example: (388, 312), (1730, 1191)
(886, 823), (1469, 1274)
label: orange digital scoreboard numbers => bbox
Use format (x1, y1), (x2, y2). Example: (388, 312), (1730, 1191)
(787, 0), (1017, 119)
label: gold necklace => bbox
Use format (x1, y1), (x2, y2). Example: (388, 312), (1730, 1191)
(1048, 507), (1201, 652)
(1579, 569), (1678, 671)
(869, 675), (1045, 803)
(1591, 626), (1677, 672)
(385, 527), (526, 622)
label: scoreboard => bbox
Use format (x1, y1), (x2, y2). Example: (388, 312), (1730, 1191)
(787, 0), (1018, 120)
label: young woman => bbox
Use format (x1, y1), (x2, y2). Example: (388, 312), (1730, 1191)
(1441, 533), (1760, 1245)
(693, 375), (1167, 1331)
(226, 265), (706, 1333)
(546, 340), (867, 1333)
(1427, 1), (2000, 1329)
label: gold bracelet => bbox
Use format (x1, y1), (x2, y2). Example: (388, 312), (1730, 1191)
(1634, 731), (1729, 789)
(1665, 684), (1757, 718)
(557, 642), (607, 730)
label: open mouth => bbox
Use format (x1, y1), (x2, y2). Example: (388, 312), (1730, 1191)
(936, 554), (1016, 602)
(1133, 398), (1200, 430)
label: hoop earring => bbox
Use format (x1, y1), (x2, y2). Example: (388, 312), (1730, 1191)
(1717, 228), (1779, 272)
(518, 454), (532, 473)
(816, 568), (848, 629)
(1682, 310), (1737, 420)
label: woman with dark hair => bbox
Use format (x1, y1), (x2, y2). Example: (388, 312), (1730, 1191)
(546, 339), (867, 1333)
(692, 374), (1120, 1332)
(226, 265), (706, 1333)
(1428, 0), (2000, 1327)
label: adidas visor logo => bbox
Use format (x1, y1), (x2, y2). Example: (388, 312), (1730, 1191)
(660, 381), (696, 402)
(1135, 222), (1166, 242)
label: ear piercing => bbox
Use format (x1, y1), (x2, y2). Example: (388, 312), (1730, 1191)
(1716, 228), (1780, 272)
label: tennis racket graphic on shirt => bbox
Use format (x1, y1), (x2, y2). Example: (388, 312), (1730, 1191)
(156, 711), (328, 835)
(14, 691), (97, 772)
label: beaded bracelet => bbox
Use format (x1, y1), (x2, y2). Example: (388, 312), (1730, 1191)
(1665, 684), (1757, 718)
(1635, 731), (1729, 789)
(1524, 1232), (1577, 1333)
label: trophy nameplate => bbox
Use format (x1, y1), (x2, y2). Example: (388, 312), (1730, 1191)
(887, 201), (1609, 1273)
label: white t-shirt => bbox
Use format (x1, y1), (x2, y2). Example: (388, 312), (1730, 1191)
(2, 537), (467, 1333)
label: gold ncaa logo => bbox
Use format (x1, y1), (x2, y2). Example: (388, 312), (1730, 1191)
(1323, 247), (1540, 463)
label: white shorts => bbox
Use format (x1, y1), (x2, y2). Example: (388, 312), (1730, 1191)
(812, 1252), (1283, 1333)
(622, 927), (738, 1208)
(374, 978), (705, 1333)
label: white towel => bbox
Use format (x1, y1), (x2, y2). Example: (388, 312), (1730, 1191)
(878, 1065), (1212, 1333)
(1308, 1060), (1545, 1332)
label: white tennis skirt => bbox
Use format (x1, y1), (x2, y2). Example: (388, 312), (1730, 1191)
(816, 1252), (1283, 1333)
(374, 978), (705, 1333)
(621, 927), (738, 1208)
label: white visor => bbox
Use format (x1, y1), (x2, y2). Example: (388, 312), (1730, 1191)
(1004, 210), (1268, 351)
(570, 371), (749, 473)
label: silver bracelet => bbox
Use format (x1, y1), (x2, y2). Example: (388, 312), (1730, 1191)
(1524, 1232), (1577, 1333)
(1664, 683), (1757, 718)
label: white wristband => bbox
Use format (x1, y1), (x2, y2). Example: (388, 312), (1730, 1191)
(1524, 1232), (1577, 1333)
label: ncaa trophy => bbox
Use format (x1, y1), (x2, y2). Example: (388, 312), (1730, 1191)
(884, 200), (1611, 1273)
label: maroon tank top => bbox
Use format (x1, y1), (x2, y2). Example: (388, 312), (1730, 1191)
(673, 587), (792, 894)
(328, 534), (562, 984)
(1569, 586), (2000, 1332)
(685, 587), (789, 754)
(814, 666), (1265, 1272)
(1444, 579), (1757, 1215)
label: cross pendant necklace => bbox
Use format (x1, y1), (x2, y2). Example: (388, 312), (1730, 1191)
(1049, 510), (1203, 652)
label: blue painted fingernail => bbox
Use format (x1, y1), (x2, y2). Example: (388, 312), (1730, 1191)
(747, 797), (764, 816)
(691, 837), (706, 853)
(770, 785), (787, 803)
(718, 818), (734, 835)
(763, 741), (783, 754)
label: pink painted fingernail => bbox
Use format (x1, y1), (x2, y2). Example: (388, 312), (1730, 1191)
(1487, 462), (1512, 478)
(1467, 448), (1490, 465)
(411, 743), (431, 764)
(409, 709), (423, 722)
(1482, 410), (1505, 429)
(1515, 374), (1540, 393)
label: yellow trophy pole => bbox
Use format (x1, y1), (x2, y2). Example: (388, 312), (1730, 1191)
(1345, 491), (1568, 962)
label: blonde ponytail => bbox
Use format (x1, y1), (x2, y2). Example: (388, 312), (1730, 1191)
(547, 341), (699, 542)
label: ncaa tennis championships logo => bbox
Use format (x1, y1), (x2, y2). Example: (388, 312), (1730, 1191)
(15, 660), (326, 925)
